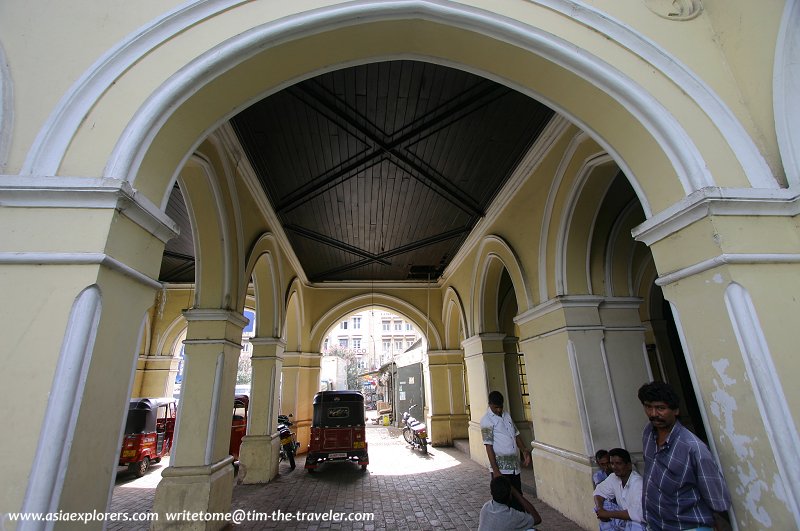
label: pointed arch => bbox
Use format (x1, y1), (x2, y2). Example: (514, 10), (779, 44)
(179, 153), (234, 308)
(442, 287), (468, 349)
(470, 235), (531, 334)
(309, 292), (443, 352)
(283, 278), (305, 352)
(243, 233), (284, 339)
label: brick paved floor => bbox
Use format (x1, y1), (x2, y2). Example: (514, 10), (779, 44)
(109, 424), (584, 530)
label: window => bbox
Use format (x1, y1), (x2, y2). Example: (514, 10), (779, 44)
(323, 339), (329, 351)
(382, 321), (390, 331)
(405, 323), (413, 331)
(382, 340), (391, 353)
(395, 340), (403, 351)
(339, 338), (348, 348)
(341, 321), (348, 330)
(394, 321), (402, 331)
(353, 317), (361, 329)
(353, 338), (361, 349)
(407, 340), (414, 349)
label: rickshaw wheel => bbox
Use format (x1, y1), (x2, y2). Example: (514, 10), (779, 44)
(130, 456), (150, 478)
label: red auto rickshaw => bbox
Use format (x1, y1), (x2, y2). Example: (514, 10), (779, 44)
(229, 394), (249, 461)
(305, 390), (369, 472)
(119, 397), (177, 477)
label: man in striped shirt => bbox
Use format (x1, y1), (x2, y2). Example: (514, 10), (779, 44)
(637, 382), (731, 531)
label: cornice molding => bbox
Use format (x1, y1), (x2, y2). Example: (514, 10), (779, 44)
(0, 251), (162, 290)
(632, 186), (800, 246)
(0, 176), (179, 243)
(182, 308), (249, 328)
(655, 253), (800, 287)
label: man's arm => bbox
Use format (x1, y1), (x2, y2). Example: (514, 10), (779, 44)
(594, 495), (631, 521)
(512, 485), (542, 526)
(515, 434), (532, 467)
(694, 446), (732, 513)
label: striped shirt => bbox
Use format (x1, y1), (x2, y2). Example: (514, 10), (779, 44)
(641, 421), (730, 531)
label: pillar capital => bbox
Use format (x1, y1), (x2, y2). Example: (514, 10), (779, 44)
(183, 308), (249, 328)
(462, 332), (506, 356)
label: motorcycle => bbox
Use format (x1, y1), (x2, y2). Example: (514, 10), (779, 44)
(402, 404), (428, 454)
(277, 413), (300, 470)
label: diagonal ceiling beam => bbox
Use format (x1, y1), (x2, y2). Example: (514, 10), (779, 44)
(284, 224), (392, 265)
(310, 226), (470, 281)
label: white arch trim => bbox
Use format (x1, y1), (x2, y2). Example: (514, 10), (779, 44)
(539, 131), (590, 303)
(283, 278), (305, 348)
(154, 313), (188, 358)
(309, 292), (443, 351)
(775, 0), (800, 186)
(242, 232), (285, 337)
(442, 286), (468, 347)
(21, 1), (775, 194)
(186, 153), (232, 306)
(554, 151), (614, 296)
(471, 235), (533, 334)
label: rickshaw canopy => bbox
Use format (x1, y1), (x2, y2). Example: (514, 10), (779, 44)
(312, 390), (365, 427)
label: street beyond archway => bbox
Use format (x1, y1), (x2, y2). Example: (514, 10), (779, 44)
(110, 424), (582, 530)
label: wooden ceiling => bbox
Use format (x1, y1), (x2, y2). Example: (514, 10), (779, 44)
(160, 60), (554, 284)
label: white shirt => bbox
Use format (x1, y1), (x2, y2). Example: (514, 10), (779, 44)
(593, 469), (645, 528)
(478, 499), (536, 531)
(480, 408), (520, 474)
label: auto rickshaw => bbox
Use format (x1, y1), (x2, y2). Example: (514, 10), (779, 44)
(119, 397), (177, 477)
(229, 394), (249, 461)
(305, 390), (369, 472)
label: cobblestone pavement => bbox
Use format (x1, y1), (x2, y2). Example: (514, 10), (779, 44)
(110, 424), (583, 530)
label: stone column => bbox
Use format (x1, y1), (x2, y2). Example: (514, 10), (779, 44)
(425, 350), (469, 445)
(462, 333), (508, 464)
(0, 178), (177, 527)
(280, 352), (320, 455)
(237, 337), (284, 483)
(636, 205), (800, 530)
(515, 296), (650, 529)
(152, 309), (247, 530)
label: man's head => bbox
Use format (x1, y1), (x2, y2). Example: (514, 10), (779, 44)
(608, 448), (633, 480)
(637, 381), (680, 430)
(595, 449), (612, 474)
(490, 474), (513, 505)
(488, 391), (504, 416)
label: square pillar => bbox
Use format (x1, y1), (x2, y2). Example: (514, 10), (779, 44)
(425, 350), (469, 445)
(152, 309), (247, 530)
(237, 337), (284, 483)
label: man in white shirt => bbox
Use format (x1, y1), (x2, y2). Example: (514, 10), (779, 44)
(480, 391), (532, 512)
(593, 448), (645, 531)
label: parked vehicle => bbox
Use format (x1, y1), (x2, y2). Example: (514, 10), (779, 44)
(305, 390), (369, 472)
(277, 413), (299, 470)
(402, 404), (428, 454)
(230, 394), (249, 461)
(119, 397), (177, 477)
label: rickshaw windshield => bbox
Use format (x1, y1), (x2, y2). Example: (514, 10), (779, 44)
(312, 391), (365, 427)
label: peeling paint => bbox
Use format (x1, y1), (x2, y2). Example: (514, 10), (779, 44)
(710, 359), (773, 527)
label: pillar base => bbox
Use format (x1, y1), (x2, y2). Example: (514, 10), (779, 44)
(428, 413), (469, 446)
(152, 456), (235, 530)
(237, 434), (280, 484)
